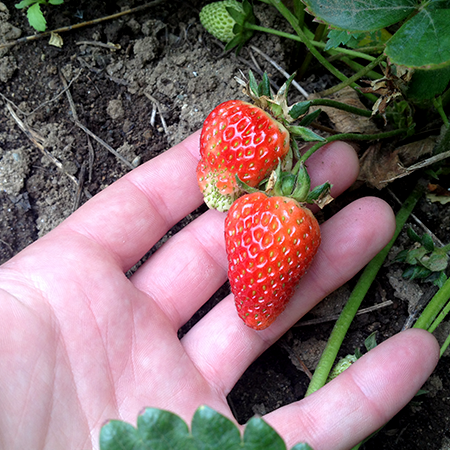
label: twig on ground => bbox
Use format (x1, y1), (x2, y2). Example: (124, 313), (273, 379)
(5, 103), (79, 186)
(250, 45), (310, 98)
(59, 70), (95, 184)
(144, 92), (169, 134)
(72, 119), (134, 170)
(76, 41), (121, 50)
(279, 341), (313, 379)
(294, 300), (394, 327)
(72, 161), (87, 212)
(0, 69), (82, 117)
(0, 0), (166, 49)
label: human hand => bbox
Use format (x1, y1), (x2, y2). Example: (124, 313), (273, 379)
(0, 131), (438, 450)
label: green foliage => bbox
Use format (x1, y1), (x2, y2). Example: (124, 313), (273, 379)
(395, 228), (450, 288)
(15, 0), (64, 32)
(304, 0), (450, 70)
(99, 405), (314, 450)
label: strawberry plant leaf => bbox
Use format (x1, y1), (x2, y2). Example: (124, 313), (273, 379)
(407, 67), (450, 101)
(99, 406), (314, 450)
(385, 7), (450, 68)
(15, 0), (36, 8)
(302, 0), (416, 32)
(243, 416), (286, 449)
(49, 0), (64, 4)
(100, 407), (194, 450)
(191, 405), (241, 448)
(99, 419), (142, 449)
(27, 2), (46, 32)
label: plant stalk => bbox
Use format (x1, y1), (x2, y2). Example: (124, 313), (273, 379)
(305, 181), (424, 396)
(414, 276), (450, 331)
(299, 128), (409, 164)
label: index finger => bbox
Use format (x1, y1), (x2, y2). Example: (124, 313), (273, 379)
(53, 131), (203, 271)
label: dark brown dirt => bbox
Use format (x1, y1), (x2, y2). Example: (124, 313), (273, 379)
(1, 1), (449, 449)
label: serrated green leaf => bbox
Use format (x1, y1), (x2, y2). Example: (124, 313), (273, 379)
(303, 0), (416, 32)
(385, 9), (450, 69)
(49, 0), (64, 4)
(405, 246), (428, 265)
(324, 29), (354, 50)
(403, 265), (432, 280)
(421, 250), (449, 272)
(291, 443), (314, 450)
(137, 408), (193, 449)
(191, 405), (241, 449)
(15, 0), (36, 9)
(243, 417), (286, 449)
(100, 420), (142, 450)
(407, 66), (450, 101)
(27, 2), (46, 31)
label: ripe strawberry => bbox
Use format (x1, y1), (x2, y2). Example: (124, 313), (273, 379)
(197, 71), (325, 212)
(197, 100), (290, 212)
(225, 191), (321, 330)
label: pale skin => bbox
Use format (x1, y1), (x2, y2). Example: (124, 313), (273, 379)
(0, 131), (439, 450)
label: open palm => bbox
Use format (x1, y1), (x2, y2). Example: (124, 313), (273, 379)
(0, 131), (438, 450)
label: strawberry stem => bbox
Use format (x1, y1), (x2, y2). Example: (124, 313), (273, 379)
(298, 127), (410, 164)
(305, 180), (425, 397)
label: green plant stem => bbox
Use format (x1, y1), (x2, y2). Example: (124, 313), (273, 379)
(440, 333), (450, 357)
(433, 96), (449, 127)
(244, 24), (376, 61)
(298, 23), (327, 78)
(414, 276), (450, 331)
(299, 128), (409, 164)
(305, 181), (424, 397)
(266, 0), (361, 87)
(341, 56), (383, 80)
(428, 296), (450, 334)
(309, 98), (373, 117)
(292, 0), (305, 27)
(319, 53), (386, 98)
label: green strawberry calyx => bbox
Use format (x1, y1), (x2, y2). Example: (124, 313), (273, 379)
(236, 160), (334, 209)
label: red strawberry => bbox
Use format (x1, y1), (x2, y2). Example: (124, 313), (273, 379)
(197, 100), (290, 212)
(224, 190), (321, 330)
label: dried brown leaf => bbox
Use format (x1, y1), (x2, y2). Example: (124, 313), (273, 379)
(358, 137), (437, 189)
(310, 86), (379, 134)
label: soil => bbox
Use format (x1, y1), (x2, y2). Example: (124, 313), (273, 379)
(1, 1), (450, 449)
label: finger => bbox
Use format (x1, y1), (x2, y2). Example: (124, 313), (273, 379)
(182, 197), (396, 394)
(50, 131), (203, 271)
(131, 141), (360, 329)
(263, 329), (439, 450)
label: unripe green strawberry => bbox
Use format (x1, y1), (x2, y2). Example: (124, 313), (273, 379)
(197, 100), (290, 212)
(200, 0), (244, 43)
(225, 191), (321, 330)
